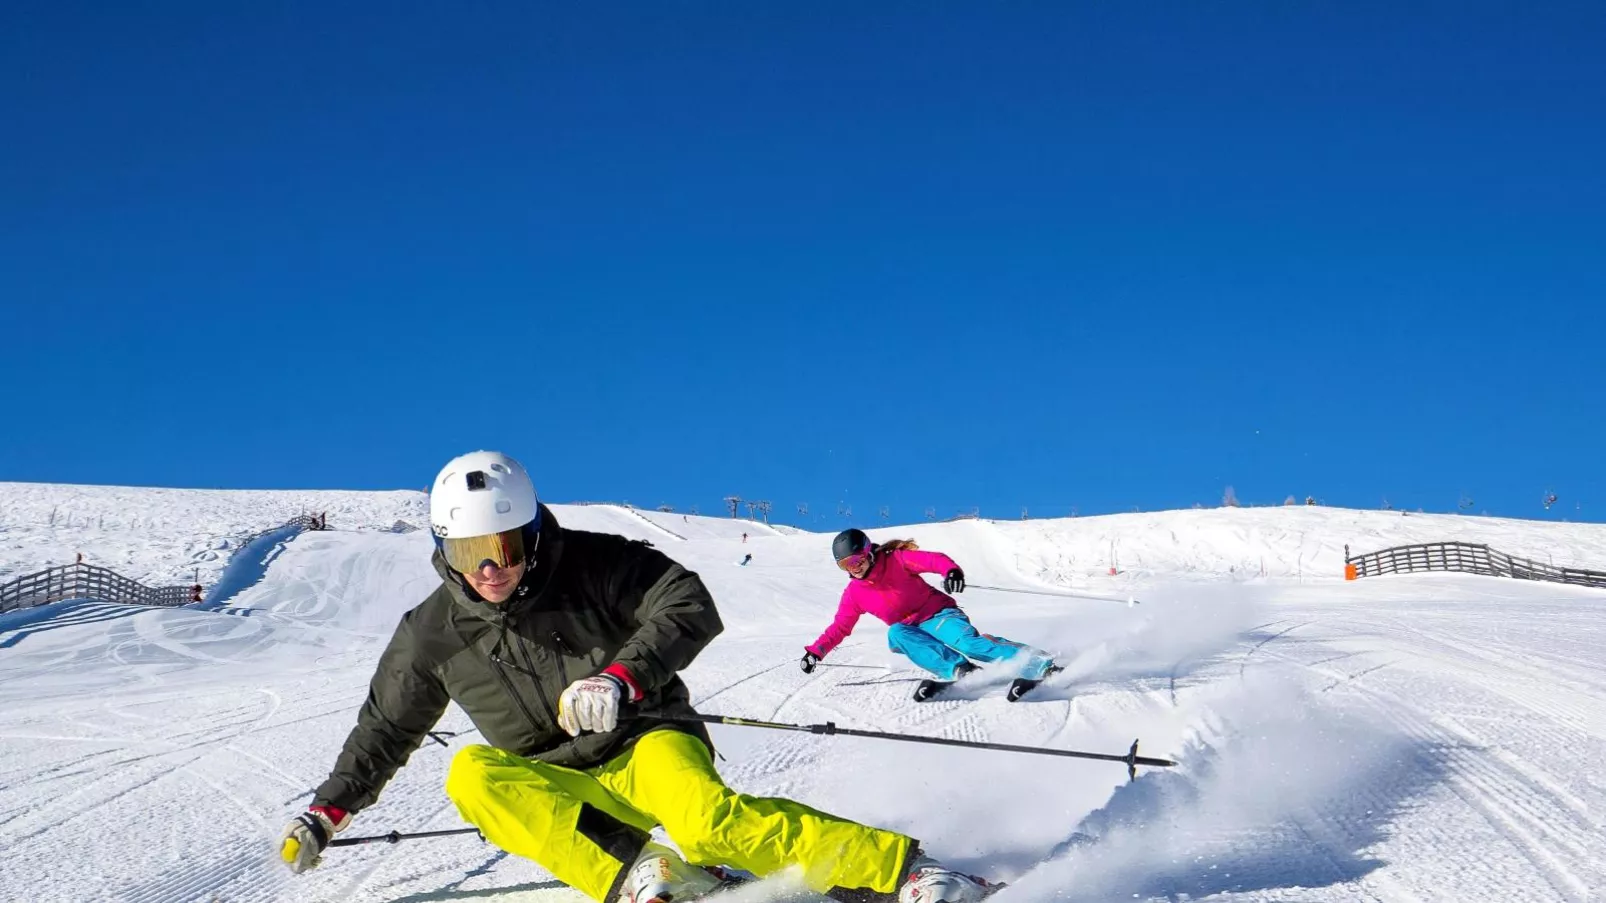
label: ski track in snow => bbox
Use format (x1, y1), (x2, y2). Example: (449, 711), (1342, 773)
(1222, 596), (1605, 903)
(2, 489), (1605, 902)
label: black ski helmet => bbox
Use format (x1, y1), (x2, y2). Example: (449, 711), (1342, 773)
(832, 528), (872, 562)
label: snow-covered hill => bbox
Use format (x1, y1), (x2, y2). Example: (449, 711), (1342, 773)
(0, 482), (429, 586)
(989, 505), (1606, 583)
(1, 483), (1603, 902)
(0, 483), (780, 588)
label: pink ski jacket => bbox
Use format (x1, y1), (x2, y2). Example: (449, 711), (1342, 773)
(807, 548), (960, 657)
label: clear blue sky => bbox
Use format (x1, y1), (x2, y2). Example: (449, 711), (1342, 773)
(3, 2), (1603, 526)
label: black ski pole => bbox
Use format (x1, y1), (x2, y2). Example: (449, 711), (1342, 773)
(330, 827), (482, 847)
(426, 729), (462, 747)
(637, 712), (1176, 779)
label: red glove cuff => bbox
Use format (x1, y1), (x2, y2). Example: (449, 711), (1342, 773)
(310, 804), (350, 831)
(602, 663), (644, 702)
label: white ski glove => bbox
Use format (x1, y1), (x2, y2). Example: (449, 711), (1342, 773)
(279, 805), (351, 874)
(557, 674), (624, 736)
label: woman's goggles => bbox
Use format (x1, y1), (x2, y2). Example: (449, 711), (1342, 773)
(439, 526), (533, 574)
(836, 549), (874, 571)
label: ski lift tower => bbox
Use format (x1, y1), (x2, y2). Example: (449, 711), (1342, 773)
(724, 496), (742, 518)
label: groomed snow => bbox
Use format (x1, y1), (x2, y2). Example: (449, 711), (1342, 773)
(1, 484), (1603, 902)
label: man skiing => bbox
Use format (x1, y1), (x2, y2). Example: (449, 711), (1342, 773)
(803, 530), (1055, 701)
(279, 451), (994, 903)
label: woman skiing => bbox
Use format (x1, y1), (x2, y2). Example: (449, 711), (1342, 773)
(802, 529), (1055, 701)
(279, 453), (995, 903)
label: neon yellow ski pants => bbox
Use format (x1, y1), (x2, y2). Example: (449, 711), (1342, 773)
(445, 728), (912, 902)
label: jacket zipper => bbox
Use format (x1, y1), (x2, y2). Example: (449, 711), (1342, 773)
(550, 630), (574, 687)
(489, 612), (559, 734)
(489, 650), (542, 736)
(513, 617), (560, 726)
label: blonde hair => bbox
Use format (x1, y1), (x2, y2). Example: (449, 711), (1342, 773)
(875, 539), (920, 553)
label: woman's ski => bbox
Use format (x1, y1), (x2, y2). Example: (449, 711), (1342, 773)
(913, 665), (1064, 702)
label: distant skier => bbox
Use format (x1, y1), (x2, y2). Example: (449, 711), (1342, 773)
(278, 452), (993, 903)
(801, 529), (1054, 700)
(741, 532), (748, 543)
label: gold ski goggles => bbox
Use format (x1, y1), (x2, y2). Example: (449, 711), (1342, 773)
(438, 526), (535, 574)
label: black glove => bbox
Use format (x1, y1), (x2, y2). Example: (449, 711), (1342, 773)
(800, 650), (820, 674)
(943, 567), (966, 594)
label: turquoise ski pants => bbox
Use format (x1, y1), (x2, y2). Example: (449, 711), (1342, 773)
(886, 607), (1048, 680)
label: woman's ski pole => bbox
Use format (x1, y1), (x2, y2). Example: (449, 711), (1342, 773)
(969, 583), (1139, 606)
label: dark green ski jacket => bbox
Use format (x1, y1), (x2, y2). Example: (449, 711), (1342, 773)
(313, 504), (723, 812)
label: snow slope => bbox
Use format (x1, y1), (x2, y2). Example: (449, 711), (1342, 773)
(986, 506), (1606, 585)
(0, 485), (774, 587)
(0, 482), (429, 586)
(1, 485), (1604, 902)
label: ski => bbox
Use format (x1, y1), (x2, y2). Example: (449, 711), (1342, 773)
(912, 677), (956, 702)
(1006, 664), (1064, 702)
(1006, 677), (1042, 702)
(912, 661), (981, 701)
(916, 664), (1063, 702)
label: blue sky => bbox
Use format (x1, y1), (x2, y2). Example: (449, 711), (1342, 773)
(2, 2), (1603, 526)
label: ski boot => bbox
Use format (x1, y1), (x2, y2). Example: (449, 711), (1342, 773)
(624, 842), (737, 902)
(897, 852), (1002, 903)
(913, 662), (978, 702)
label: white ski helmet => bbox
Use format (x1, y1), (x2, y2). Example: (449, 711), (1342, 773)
(429, 452), (541, 572)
